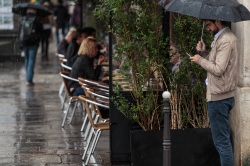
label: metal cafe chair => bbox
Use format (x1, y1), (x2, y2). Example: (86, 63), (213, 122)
(59, 71), (81, 127)
(78, 78), (109, 135)
(59, 62), (73, 111)
(55, 53), (70, 108)
(80, 83), (109, 141)
(78, 95), (109, 165)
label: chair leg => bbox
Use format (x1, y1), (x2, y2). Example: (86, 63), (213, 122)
(84, 120), (93, 141)
(81, 114), (88, 132)
(61, 92), (67, 111)
(58, 82), (64, 97)
(84, 130), (102, 165)
(61, 98), (73, 127)
(69, 100), (79, 124)
(84, 112), (97, 140)
(82, 128), (94, 161)
(91, 130), (102, 154)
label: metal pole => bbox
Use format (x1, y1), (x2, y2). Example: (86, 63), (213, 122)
(162, 91), (171, 166)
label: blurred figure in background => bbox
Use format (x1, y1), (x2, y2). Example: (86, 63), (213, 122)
(57, 27), (76, 56)
(40, 1), (53, 61)
(53, 0), (69, 46)
(170, 45), (181, 72)
(70, 1), (81, 28)
(19, 8), (43, 86)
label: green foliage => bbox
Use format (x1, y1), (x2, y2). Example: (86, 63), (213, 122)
(169, 14), (213, 128)
(94, 1), (212, 130)
(243, 154), (250, 166)
(94, 0), (169, 131)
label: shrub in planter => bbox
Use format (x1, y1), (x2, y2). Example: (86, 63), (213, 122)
(94, 0), (170, 131)
(169, 14), (213, 129)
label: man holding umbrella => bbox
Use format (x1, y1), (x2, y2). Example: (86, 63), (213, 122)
(19, 8), (43, 86)
(190, 19), (239, 166)
(12, 2), (51, 86)
(160, 0), (250, 165)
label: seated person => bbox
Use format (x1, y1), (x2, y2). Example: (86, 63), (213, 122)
(57, 28), (76, 56)
(65, 27), (96, 67)
(68, 37), (106, 96)
(170, 45), (181, 72)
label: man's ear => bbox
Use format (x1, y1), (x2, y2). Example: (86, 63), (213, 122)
(215, 20), (221, 27)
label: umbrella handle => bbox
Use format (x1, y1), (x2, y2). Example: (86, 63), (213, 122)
(198, 21), (205, 54)
(201, 21), (205, 40)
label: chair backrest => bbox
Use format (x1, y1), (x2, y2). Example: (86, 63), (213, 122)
(56, 53), (66, 63)
(60, 71), (79, 97)
(78, 77), (109, 90)
(80, 84), (109, 121)
(61, 62), (72, 71)
(57, 53), (65, 58)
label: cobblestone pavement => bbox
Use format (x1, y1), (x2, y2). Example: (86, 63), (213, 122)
(0, 42), (110, 166)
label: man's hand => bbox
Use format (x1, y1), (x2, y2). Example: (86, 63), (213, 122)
(196, 38), (206, 52)
(190, 54), (201, 63)
(97, 55), (106, 65)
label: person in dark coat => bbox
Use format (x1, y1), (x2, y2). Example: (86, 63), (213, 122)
(68, 37), (105, 96)
(19, 8), (43, 86)
(53, 0), (69, 45)
(40, 2), (53, 61)
(57, 28), (76, 56)
(65, 27), (96, 67)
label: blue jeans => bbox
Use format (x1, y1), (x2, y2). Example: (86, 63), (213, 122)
(24, 45), (38, 83)
(207, 97), (235, 166)
(72, 87), (85, 96)
(55, 27), (66, 46)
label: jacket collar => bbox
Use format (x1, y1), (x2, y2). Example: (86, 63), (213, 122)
(214, 27), (229, 41)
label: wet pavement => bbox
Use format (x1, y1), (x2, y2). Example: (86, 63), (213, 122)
(0, 41), (110, 165)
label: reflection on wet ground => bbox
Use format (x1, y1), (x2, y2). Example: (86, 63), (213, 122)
(0, 46), (110, 165)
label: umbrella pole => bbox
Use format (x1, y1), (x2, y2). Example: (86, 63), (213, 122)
(201, 21), (205, 40)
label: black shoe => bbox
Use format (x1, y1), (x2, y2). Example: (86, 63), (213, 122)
(26, 82), (35, 87)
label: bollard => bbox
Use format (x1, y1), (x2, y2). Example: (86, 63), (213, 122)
(162, 91), (171, 166)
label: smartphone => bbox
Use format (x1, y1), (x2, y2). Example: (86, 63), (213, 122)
(186, 52), (192, 57)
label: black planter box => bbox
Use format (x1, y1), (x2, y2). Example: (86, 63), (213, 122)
(110, 91), (163, 165)
(110, 91), (220, 166)
(171, 128), (220, 166)
(130, 128), (220, 166)
(130, 130), (163, 166)
(109, 92), (133, 165)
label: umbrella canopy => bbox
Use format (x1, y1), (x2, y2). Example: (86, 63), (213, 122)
(159, 0), (250, 22)
(12, 3), (51, 17)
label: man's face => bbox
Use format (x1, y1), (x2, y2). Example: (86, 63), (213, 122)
(77, 33), (86, 44)
(169, 46), (179, 64)
(205, 20), (219, 36)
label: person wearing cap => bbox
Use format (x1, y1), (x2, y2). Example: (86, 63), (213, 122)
(190, 20), (239, 166)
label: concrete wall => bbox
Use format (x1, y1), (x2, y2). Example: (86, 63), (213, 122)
(231, 0), (250, 165)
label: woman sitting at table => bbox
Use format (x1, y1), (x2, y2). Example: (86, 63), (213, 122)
(68, 37), (106, 96)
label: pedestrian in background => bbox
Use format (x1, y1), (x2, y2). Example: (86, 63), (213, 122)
(70, 1), (81, 28)
(40, 1), (53, 61)
(53, 0), (69, 46)
(19, 8), (43, 86)
(190, 19), (239, 166)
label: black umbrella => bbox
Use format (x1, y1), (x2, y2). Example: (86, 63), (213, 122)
(159, 0), (250, 22)
(12, 3), (51, 17)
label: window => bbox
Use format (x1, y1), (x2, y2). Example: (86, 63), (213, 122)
(0, 0), (13, 30)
